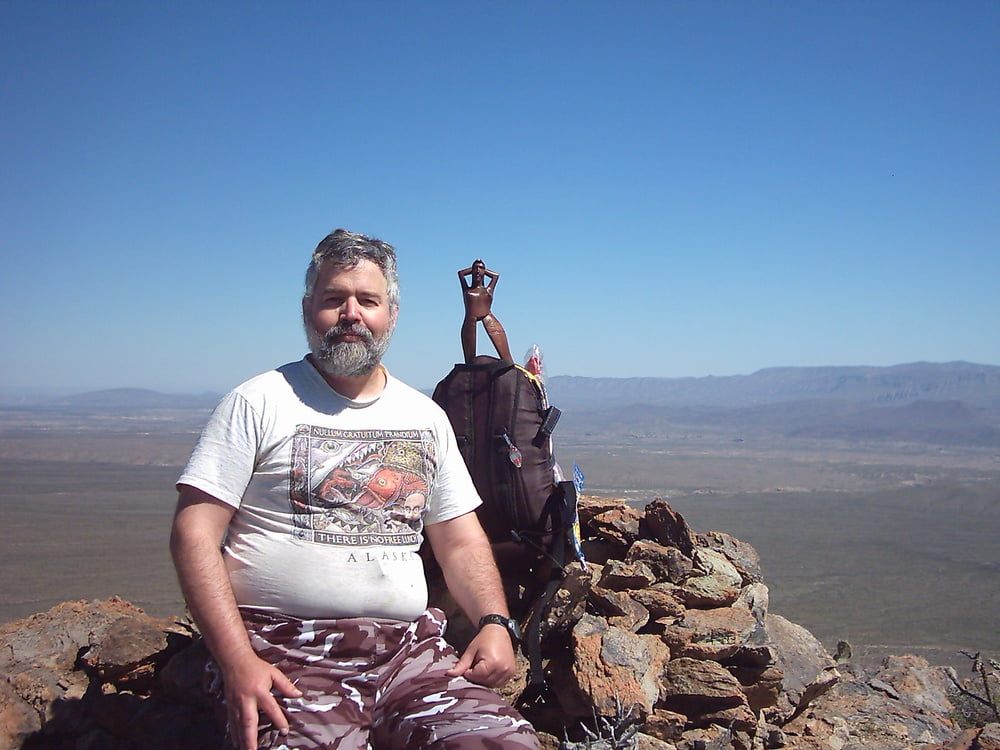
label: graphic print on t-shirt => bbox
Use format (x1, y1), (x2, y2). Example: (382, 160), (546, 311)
(288, 426), (436, 547)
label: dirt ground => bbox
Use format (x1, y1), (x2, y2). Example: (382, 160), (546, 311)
(1, 408), (998, 672)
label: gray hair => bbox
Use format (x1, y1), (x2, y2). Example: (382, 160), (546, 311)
(304, 229), (400, 309)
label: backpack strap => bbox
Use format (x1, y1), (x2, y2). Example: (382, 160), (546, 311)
(517, 478), (575, 707)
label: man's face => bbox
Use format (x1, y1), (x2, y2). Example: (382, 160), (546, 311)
(304, 259), (397, 378)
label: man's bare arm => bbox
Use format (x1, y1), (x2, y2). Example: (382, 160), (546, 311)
(424, 512), (515, 687)
(170, 485), (301, 749)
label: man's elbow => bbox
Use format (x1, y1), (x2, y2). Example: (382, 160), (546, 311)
(169, 512), (199, 567)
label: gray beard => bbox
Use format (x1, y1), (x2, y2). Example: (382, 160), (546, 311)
(307, 322), (393, 378)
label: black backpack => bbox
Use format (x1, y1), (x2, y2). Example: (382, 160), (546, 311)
(432, 354), (577, 698)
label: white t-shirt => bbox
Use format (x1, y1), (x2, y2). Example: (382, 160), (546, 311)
(178, 358), (481, 621)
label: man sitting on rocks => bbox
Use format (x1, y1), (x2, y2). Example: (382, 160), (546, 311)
(170, 229), (539, 750)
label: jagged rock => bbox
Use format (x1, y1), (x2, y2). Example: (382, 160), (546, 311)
(661, 605), (759, 662)
(657, 657), (750, 719)
(871, 654), (955, 717)
(733, 582), (768, 625)
(79, 615), (193, 692)
(695, 702), (757, 733)
(629, 584), (686, 620)
(641, 499), (696, 557)
(585, 504), (644, 550)
(762, 614), (839, 723)
(678, 549), (742, 609)
(696, 532), (764, 585)
(732, 664), (783, 712)
(636, 732), (678, 750)
(589, 587), (651, 632)
(978, 723), (1000, 750)
(0, 678), (40, 750)
(626, 540), (694, 584)
(599, 560), (658, 592)
(557, 614), (670, 719)
(0, 599), (214, 750)
(915, 727), (980, 750)
(578, 496), (635, 520)
(643, 709), (686, 742)
(780, 662), (961, 749)
(541, 562), (596, 639)
(661, 582), (766, 665)
(675, 723), (747, 750)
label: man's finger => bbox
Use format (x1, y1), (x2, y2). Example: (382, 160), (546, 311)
(259, 692), (291, 736)
(272, 670), (303, 699)
(445, 649), (475, 677)
(233, 702), (259, 750)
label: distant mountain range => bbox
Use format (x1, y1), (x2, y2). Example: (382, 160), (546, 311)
(29, 388), (220, 410)
(6, 362), (999, 448)
(547, 362), (1000, 447)
(548, 361), (1000, 412)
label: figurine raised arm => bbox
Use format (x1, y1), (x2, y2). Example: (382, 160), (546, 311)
(458, 258), (513, 363)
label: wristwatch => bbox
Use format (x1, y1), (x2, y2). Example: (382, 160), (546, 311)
(478, 613), (521, 644)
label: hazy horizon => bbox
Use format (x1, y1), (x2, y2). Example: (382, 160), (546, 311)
(1, 358), (998, 403)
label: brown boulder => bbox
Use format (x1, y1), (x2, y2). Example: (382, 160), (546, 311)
(643, 708), (686, 742)
(978, 723), (1000, 750)
(586, 505), (644, 549)
(763, 613), (839, 722)
(599, 559), (658, 591)
(660, 604), (759, 662)
(677, 549), (742, 608)
(629, 584), (686, 621)
(79, 615), (191, 692)
(871, 654), (955, 717)
(641, 499), (696, 557)
(697, 531), (764, 585)
(657, 656), (749, 719)
(558, 614), (670, 719)
(626, 540), (694, 584)
(589, 586), (650, 632)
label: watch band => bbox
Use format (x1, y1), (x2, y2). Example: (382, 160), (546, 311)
(478, 613), (521, 643)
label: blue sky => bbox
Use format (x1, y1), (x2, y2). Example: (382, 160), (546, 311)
(2, 1), (997, 395)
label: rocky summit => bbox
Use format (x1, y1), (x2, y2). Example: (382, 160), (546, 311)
(2, 497), (997, 750)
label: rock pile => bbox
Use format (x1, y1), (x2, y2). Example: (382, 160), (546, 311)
(0, 598), (218, 750)
(471, 496), (988, 749)
(1, 497), (997, 750)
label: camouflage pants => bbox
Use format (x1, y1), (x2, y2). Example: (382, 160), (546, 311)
(208, 607), (539, 750)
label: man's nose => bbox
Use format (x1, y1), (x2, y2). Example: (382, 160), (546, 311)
(340, 297), (361, 322)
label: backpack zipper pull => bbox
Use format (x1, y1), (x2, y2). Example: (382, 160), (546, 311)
(501, 432), (523, 468)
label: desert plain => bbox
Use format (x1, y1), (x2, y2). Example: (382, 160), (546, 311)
(1, 398), (997, 673)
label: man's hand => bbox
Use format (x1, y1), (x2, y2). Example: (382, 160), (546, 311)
(446, 623), (516, 688)
(425, 512), (516, 687)
(171, 487), (303, 749)
(222, 653), (303, 750)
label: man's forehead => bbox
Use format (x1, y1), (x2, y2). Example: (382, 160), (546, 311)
(315, 259), (389, 293)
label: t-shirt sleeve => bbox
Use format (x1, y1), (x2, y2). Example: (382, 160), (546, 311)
(423, 409), (482, 526)
(176, 390), (261, 508)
